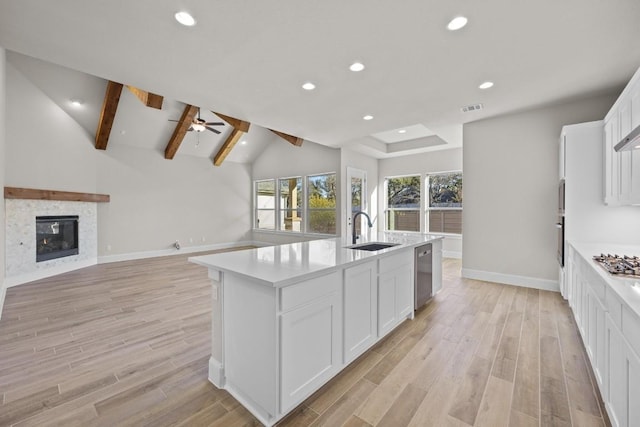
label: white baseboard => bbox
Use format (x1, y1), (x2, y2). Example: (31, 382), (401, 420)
(97, 240), (257, 264)
(5, 258), (98, 288)
(208, 356), (225, 388)
(443, 250), (462, 259)
(461, 268), (559, 292)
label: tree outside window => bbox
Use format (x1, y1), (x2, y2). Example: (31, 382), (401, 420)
(428, 172), (462, 234)
(307, 173), (337, 234)
(385, 175), (421, 232)
(255, 180), (276, 229)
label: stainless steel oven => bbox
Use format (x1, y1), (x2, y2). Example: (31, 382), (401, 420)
(556, 215), (565, 267)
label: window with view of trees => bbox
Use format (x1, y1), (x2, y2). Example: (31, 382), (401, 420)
(255, 180), (276, 230)
(428, 171), (462, 234)
(385, 175), (421, 232)
(253, 173), (337, 235)
(307, 173), (337, 234)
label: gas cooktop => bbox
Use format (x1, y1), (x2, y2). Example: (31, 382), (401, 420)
(593, 254), (640, 277)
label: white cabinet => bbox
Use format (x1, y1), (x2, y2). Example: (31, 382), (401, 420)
(378, 250), (414, 337)
(280, 291), (341, 413)
(432, 239), (443, 295)
(604, 114), (620, 205)
(606, 314), (640, 427)
(343, 261), (377, 364)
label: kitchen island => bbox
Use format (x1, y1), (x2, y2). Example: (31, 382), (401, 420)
(189, 233), (443, 426)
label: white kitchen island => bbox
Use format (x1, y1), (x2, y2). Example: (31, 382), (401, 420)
(189, 233), (443, 426)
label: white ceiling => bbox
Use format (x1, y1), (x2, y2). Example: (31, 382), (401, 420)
(1, 0), (640, 160)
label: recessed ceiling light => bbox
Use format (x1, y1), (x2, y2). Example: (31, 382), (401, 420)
(479, 81), (494, 89)
(70, 99), (83, 107)
(175, 11), (196, 27)
(363, 115), (374, 121)
(349, 62), (365, 72)
(447, 16), (468, 31)
(398, 129), (407, 134)
(241, 140), (247, 145)
(302, 82), (316, 91)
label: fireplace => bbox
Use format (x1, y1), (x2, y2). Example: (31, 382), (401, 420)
(36, 216), (79, 262)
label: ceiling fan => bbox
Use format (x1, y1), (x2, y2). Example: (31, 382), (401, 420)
(170, 108), (225, 134)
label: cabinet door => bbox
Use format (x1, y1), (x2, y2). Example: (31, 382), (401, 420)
(619, 102), (633, 204)
(378, 271), (397, 337)
(606, 314), (640, 427)
(280, 292), (341, 413)
(343, 261), (377, 363)
(604, 116), (620, 205)
(395, 262), (413, 319)
(432, 242), (443, 295)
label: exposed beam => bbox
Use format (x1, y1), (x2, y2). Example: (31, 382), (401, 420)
(164, 105), (198, 159)
(95, 81), (123, 150)
(213, 128), (247, 166)
(213, 112), (250, 132)
(269, 129), (304, 147)
(126, 85), (164, 109)
(5, 187), (110, 203)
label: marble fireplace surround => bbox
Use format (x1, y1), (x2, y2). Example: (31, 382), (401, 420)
(4, 187), (110, 287)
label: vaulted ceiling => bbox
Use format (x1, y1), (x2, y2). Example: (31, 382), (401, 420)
(1, 0), (640, 159)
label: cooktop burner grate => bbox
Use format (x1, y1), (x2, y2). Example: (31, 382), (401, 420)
(593, 254), (640, 277)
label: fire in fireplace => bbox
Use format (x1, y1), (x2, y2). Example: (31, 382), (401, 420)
(36, 216), (79, 262)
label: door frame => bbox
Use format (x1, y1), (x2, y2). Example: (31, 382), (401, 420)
(346, 167), (368, 239)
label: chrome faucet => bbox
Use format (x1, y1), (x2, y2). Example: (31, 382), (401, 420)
(352, 211), (373, 244)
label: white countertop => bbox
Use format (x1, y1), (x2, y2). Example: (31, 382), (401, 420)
(569, 241), (640, 320)
(189, 233), (443, 287)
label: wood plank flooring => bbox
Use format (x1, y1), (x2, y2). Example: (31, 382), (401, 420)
(0, 253), (610, 426)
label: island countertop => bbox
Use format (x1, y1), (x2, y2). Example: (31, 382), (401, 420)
(189, 233), (444, 287)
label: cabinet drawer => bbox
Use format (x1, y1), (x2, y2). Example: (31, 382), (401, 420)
(378, 250), (412, 273)
(280, 271), (341, 312)
(622, 307), (640, 358)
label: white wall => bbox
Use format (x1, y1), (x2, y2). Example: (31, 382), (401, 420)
(462, 93), (618, 289)
(0, 48), (7, 317)
(378, 148), (463, 258)
(5, 60), (252, 266)
(340, 147), (379, 238)
(252, 138), (341, 245)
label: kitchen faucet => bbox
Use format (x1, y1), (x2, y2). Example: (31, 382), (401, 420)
(352, 211), (373, 244)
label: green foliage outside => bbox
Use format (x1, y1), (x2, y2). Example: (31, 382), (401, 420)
(308, 174), (337, 234)
(387, 176), (421, 208)
(429, 173), (462, 207)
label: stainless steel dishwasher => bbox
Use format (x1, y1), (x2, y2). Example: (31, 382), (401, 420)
(415, 244), (433, 309)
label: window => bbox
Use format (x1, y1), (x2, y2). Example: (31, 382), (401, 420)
(255, 180), (275, 230)
(279, 177), (303, 232)
(307, 173), (337, 234)
(253, 173), (337, 236)
(428, 171), (462, 234)
(385, 175), (421, 232)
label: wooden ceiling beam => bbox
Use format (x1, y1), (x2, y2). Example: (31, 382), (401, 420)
(213, 112), (250, 132)
(214, 128), (247, 166)
(95, 81), (123, 150)
(126, 85), (164, 109)
(164, 104), (198, 159)
(212, 112), (251, 166)
(269, 129), (304, 147)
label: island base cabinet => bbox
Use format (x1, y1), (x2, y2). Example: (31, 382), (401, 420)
(343, 261), (377, 364)
(378, 250), (414, 338)
(280, 290), (342, 414)
(606, 314), (640, 427)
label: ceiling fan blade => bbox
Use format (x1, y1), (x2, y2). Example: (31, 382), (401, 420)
(168, 119), (180, 122)
(204, 122), (225, 126)
(205, 126), (221, 134)
(187, 127), (194, 131)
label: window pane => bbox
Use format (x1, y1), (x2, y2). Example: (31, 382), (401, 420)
(429, 172), (462, 208)
(386, 210), (420, 232)
(255, 180), (275, 229)
(307, 173), (337, 234)
(279, 177), (303, 232)
(387, 176), (420, 209)
(429, 209), (463, 234)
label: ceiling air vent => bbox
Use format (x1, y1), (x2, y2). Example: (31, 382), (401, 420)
(461, 103), (483, 113)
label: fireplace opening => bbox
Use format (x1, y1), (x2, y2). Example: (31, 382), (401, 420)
(36, 216), (79, 262)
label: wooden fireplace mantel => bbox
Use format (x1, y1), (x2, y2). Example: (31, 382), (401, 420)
(4, 187), (110, 203)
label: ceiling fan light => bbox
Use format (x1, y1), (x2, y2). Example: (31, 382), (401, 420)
(175, 11), (196, 27)
(192, 123), (206, 132)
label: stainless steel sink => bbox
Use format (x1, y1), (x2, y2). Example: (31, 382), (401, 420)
(347, 242), (399, 251)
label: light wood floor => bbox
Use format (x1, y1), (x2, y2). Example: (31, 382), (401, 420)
(0, 252), (610, 427)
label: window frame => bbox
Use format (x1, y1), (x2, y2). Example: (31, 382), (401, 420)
(252, 172), (338, 237)
(426, 170), (463, 235)
(384, 174), (422, 233)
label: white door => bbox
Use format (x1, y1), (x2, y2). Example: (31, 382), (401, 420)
(346, 167), (367, 240)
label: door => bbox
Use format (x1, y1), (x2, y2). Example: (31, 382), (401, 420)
(346, 167), (367, 239)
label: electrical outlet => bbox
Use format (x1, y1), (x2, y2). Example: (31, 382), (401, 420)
(189, 237), (193, 243)
(201, 236), (206, 242)
(106, 244), (112, 251)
